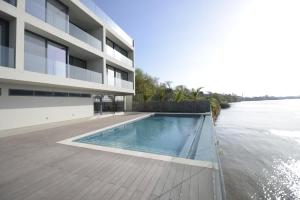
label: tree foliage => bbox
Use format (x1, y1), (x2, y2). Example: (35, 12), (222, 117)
(134, 68), (241, 120)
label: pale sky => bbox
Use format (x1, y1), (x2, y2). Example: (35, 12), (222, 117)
(97, 0), (300, 97)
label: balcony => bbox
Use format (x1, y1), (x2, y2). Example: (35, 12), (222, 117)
(106, 45), (133, 68)
(0, 45), (15, 68)
(26, 0), (102, 51)
(108, 78), (133, 90)
(68, 64), (102, 83)
(24, 52), (102, 84)
(69, 23), (102, 50)
(80, 0), (133, 47)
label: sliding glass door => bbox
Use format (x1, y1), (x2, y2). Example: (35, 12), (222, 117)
(47, 41), (67, 77)
(107, 66), (115, 86)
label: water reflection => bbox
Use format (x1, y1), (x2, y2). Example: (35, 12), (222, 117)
(216, 100), (300, 200)
(251, 158), (300, 200)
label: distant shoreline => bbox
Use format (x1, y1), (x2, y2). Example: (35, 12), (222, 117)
(242, 96), (300, 101)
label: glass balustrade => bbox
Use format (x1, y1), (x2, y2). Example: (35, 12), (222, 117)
(26, 0), (102, 50)
(69, 23), (102, 50)
(106, 45), (133, 67)
(80, 0), (133, 47)
(112, 78), (133, 90)
(68, 64), (102, 83)
(0, 45), (15, 68)
(24, 52), (102, 84)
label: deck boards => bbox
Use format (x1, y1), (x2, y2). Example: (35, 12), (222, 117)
(0, 113), (215, 200)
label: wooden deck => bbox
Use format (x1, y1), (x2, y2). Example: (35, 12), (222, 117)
(0, 113), (215, 200)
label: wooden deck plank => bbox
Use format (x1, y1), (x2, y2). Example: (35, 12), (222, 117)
(0, 114), (215, 200)
(151, 163), (172, 196)
(169, 164), (185, 200)
(122, 157), (150, 188)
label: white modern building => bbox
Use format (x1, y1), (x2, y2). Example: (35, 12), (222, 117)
(0, 0), (135, 130)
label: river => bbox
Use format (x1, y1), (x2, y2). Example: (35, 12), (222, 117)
(216, 99), (300, 200)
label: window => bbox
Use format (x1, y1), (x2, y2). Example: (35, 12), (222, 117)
(107, 66), (115, 86)
(25, 31), (47, 73)
(106, 37), (129, 58)
(54, 92), (68, 97)
(26, 0), (46, 21)
(115, 45), (128, 57)
(46, 0), (68, 32)
(106, 65), (129, 87)
(68, 93), (81, 97)
(24, 31), (67, 76)
(47, 41), (67, 77)
(0, 18), (10, 67)
(8, 89), (90, 98)
(26, 0), (68, 32)
(121, 71), (128, 81)
(69, 56), (87, 69)
(81, 93), (91, 98)
(9, 89), (34, 96)
(106, 38), (114, 48)
(34, 91), (53, 96)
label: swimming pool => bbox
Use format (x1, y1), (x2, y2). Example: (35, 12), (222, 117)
(73, 114), (216, 161)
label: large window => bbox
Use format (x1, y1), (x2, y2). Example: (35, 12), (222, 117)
(106, 65), (128, 87)
(25, 31), (47, 73)
(47, 0), (68, 32)
(26, 0), (68, 32)
(47, 41), (67, 77)
(0, 18), (10, 67)
(26, 0), (46, 21)
(25, 31), (67, 76)
(107, 66), (115, 86)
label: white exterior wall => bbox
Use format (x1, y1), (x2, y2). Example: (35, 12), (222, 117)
(0, 0), (135, 130)
(0, 84), (93, 130)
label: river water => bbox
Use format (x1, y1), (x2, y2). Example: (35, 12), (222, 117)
(216, 99), (300, 200)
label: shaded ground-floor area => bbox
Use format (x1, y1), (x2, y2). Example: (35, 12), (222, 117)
(0, 113), (218, 200)
(0, 83), (132, 130)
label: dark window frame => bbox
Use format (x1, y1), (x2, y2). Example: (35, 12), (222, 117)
(25, 30), (69, 74)
(9, 89), (34, 96)
(106, 64), (129, 81)
(106, 37), (129, 58)
(34, 90), (54, 96)
(8, 89), (91, 98)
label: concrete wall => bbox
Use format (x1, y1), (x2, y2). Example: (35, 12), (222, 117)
(0, 83), (94, 130)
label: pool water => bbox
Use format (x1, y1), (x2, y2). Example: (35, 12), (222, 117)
(75, 114), (201, 157)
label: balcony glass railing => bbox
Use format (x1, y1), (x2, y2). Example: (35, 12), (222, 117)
(24, 52), (102, 84)
(0, 45), (15, 68)
(106, 45), (133, 67)
(2, 0), (16, 6)
(80, 0), (133, 47)
(110, 78), (133, 90)
(26, 0), (102, 50)
(69, 23), (102, 50)
(26, 0), (68, 32)
(68, 64), (102, 84)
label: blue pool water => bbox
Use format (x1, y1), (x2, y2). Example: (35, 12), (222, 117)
(75, 114), (202, 157)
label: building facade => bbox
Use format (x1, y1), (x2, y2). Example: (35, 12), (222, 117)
(0, 0), (135, 130)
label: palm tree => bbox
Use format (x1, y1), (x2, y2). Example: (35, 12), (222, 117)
(173, 90), (185, 103)
(190, 87), (204, 101)
(157, 84), (166, 102)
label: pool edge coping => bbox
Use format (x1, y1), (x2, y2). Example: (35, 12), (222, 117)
(57, 112), (218, 169)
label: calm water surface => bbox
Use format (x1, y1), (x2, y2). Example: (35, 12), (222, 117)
(216, 99), (300, 200)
